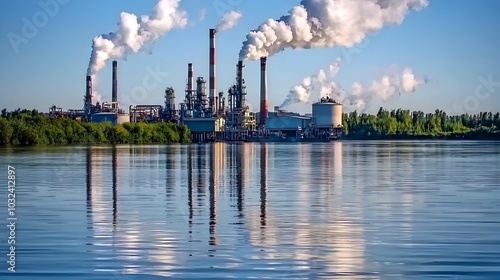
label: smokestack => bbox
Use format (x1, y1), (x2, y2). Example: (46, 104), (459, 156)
(209, 29), (217, 114)
(85, 75), (92, 117)
(112, 60), (117, 109)
(188, 63), (194, 94)
(237, 60), (243, 109)
(260, 57), (268, 126)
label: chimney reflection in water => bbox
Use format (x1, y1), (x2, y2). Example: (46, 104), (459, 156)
(187, 146), (194, 234)
(260, 144), (268, 228)
(86, 147), (92, 210)
(112, 146), (118, 228)
(196, 145), (206, 207)
(165, 145), (176, 198)
(208, 144), (218, 255)
(186, 144), (223, 257)
(236, 145), (244, 216)
(85, 147), (94, 246)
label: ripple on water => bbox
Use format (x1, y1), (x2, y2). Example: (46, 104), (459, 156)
(0, 141), (499, 279)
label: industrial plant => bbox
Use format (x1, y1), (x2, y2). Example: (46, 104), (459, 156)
(49, 29), (343, 142)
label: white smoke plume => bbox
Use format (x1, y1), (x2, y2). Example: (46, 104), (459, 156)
(280, 58), (342, 108)
(351, 67), (426, 107)
(216, 11), (243, 32)
(281, 59), (427, 111)
(87, 0), (188, 76)
(239, 0), (429, 61)
(93, 91), (102, 103)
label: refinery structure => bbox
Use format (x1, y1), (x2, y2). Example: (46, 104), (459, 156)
(50, 29), (343, 142)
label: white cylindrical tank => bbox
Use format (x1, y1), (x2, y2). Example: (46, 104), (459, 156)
(312, 98), (343, 127)
(333, 103), (343, 127)
(117, 114), (130, 125)
(312, 102), (334, 126)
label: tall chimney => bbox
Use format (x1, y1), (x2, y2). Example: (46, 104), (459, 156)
(85, 75), (93, 117)
(237, 60), (244, 109)
(209, 29), (217, 114)
(188, 63), (194, 94)
(260, 57), (268, 126)
(112, 61), (117, 109)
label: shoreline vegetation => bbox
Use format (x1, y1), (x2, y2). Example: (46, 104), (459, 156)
(342, 108), (500, 140)
(1, 108), (499, 146)
(0, 109), (191, 146)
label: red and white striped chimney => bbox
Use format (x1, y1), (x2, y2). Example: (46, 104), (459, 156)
(260, 57), (268, 126)
(209, 29), (217, 114)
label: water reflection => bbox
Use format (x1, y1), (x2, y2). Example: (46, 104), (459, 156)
(75, 141), (500, 278)
(187, 145), (194, 234)
(86, 146), (181, 277)
(83, 142), (365, 277)
(209, 144), (218, 254)
(112, 146), (117, 228)
(237, 145), (246, 216)
(260, 144), (267, 228)
(86, 147), (92, 210)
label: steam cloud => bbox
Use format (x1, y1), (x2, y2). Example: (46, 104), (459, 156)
(280, 59), (427, 111)
(86, 0), (188, 76)
(239, 0), (429, 61)
(216, 11), (243, 32)
(280, 58), (342, 108)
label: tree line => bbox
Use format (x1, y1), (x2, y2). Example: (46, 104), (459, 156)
(343, 108), (500, 139)
(0, 109), (191, 145)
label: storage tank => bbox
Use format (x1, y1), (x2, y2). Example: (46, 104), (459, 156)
(333, 103), (342, 127)
(312, 97), (343, 127)
(92, 112), (130, 125)
(116, 114), (130, 125)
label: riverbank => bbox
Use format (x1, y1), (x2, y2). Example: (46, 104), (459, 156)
(0, 110), (191, 145)
(343, 131), (500, 140)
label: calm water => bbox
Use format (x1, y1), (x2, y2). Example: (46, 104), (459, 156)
(0, 141), (499, 279)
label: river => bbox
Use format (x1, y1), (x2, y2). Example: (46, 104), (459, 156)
(0, 141), (499, 279)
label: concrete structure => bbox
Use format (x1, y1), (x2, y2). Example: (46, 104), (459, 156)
(259, 57), (268, 126)
(91, 112), (129, 125)
(312, 97), (343, 127)
(184, 118), (224, 132)
(265, 115), (311, 131)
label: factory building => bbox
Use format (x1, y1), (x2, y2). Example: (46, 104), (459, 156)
(183, 118), (224, 132)
(52, 28), (343, 142)
(265, 115), (311, 131)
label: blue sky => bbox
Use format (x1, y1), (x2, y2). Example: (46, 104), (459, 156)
(0, 0), (499, 115)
